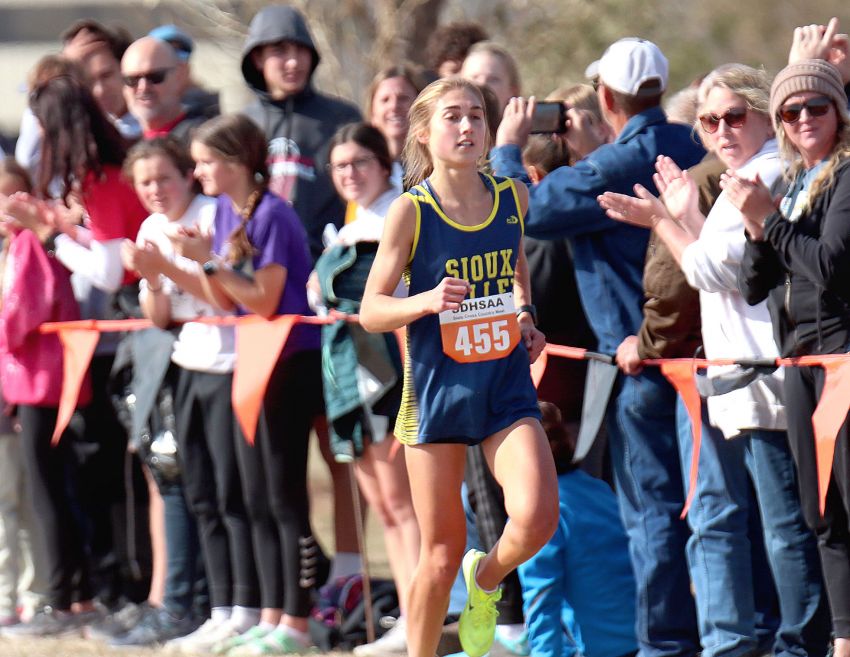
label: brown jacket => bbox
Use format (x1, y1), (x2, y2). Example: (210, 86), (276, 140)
(636, 153), (725, 359)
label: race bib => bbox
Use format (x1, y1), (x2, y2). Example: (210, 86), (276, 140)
(439, 292), (521, 363)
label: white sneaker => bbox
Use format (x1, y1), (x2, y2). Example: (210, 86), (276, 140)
(353, 617), (407, 656)
(165, 617), (239, 654)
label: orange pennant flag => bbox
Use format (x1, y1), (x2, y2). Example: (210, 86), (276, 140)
(531, 349), (548, 388)
(660, 361), (702, 518)
(811, 358), (850, 515)
(53, 328), (100, 445)
(233, 315), (296, 445)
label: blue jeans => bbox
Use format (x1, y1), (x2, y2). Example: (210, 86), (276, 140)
(161, 484), (207, 619)
(676, 399), (830, 657)
(606, 369), (699, 657)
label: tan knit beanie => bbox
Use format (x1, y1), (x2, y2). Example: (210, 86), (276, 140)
(770, 59), (848, 128)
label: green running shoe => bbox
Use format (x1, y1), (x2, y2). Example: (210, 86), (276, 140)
(458, 549), (501, 657)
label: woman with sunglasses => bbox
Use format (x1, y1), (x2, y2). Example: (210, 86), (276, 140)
(599, 63), (830, 657)
(729, 60), (850, 657)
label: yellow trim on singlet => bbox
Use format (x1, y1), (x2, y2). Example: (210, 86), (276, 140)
(411, 174), (513, 232)
(507, 178), (525, 235)
(394, 331), (419, 445)
(407, 194), (422, 265)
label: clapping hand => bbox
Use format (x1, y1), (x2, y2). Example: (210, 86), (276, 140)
(598, 183), (671, 229)
(167, 225), (213, 263)
(720, 171), (777, 240)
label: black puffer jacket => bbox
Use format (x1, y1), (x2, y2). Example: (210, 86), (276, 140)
(738, 158), (850, 356)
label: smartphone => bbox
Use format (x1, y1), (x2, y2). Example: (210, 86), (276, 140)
(530, 101), (567, 134)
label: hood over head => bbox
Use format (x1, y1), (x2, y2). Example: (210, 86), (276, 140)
(241, 5), (320, 94)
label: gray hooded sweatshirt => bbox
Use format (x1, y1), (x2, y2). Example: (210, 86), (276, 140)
(241, 5), (361, 262)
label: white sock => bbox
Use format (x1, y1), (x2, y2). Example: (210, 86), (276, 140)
(496, 623), (526, 642)
(258, 620), (277, 632)
(327, 551), (362, 583)
(211, 606), (232, 624)
(230, 606), (261, 632)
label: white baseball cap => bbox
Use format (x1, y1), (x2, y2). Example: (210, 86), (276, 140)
(585, 38), (668, 96)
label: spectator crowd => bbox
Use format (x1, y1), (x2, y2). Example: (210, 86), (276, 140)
(0, 7), (848, 657)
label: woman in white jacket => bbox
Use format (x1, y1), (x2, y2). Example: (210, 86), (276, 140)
(599, 64), (830, 657)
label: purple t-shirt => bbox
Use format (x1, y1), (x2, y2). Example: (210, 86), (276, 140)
(213, 190), (319, 355)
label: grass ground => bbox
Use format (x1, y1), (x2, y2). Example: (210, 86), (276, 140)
(0, 437), (390, 657)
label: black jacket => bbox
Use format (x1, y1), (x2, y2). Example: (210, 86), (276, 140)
(240, 5), (361, 262)
(738, 158), (850, 356)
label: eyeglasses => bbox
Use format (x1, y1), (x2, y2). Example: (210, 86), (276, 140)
(698, 107), (748, 134)
(327, 156), (376, 174)
(777, 96), (832, 124)
(122, 68), (173, 88)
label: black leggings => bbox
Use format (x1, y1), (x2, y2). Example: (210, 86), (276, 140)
(785, 365), (850, 638)
(175, 368), (260, 609)
(18, 405), (92, 609)
(234, 349), (323, 615)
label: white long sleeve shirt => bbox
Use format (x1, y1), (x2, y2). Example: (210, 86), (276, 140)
(680, 139), (785, 438)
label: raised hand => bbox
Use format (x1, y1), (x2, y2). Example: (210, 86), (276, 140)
(598, 183), (671, 229)
(789, 17), (839, 64)
(654, 155), (700, 227)
(496, 96), (535, 148)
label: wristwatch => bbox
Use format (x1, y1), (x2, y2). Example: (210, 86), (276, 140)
(516, 304), (538, 325)
(202, 259), (220, 277)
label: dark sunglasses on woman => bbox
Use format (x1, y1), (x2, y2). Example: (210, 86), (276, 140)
(698, 107), (748, 134)
(777, 96), (832, 124)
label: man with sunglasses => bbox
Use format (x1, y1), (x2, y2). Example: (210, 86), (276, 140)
(491, 38), (705, 657)
(121, 36), (213, 144)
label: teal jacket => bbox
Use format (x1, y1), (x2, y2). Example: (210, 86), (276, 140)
(315, 244), (402, 460)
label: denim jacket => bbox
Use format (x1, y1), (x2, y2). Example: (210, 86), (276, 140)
(491, 107), (705, 354)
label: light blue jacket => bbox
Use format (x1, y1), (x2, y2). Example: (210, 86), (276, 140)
(518, 471), (637, 657)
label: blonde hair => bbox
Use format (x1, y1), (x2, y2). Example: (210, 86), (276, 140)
(697, 64), (771, 119)
(549, 83), (601, 116)
(364, 64), (425, 122)
(771, 60), (850, 202)
(402, 77), (492, 189)
(546, 84), (603, 165)
(464, 41), (521, 92)
(694, 64), (773, 162)
(772, 84), (850, 204)
(665, 87), (700, 126)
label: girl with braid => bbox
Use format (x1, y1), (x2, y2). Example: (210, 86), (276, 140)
(170, 114), (324, 654)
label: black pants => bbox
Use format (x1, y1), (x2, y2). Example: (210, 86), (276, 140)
(234, 349), (323, 616)
(785, 365), (850, 638)
(18, 405), (92, 609)
(175, 367), (259, 609)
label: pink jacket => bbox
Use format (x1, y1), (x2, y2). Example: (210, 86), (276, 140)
(0, 229), (91, 406)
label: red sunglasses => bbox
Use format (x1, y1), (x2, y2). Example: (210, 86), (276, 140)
(777, 96), (832, 124)
(698, 107), (748, 134)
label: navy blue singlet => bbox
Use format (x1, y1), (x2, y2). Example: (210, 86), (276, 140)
(395, 173), (541, 445)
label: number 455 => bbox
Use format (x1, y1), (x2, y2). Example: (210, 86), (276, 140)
(455, 320), (511, 356)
